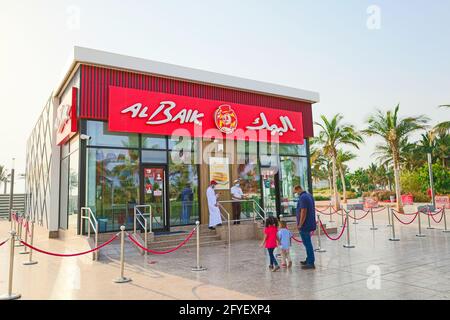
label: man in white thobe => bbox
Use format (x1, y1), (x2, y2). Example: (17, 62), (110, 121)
(207, 180), (222, 230)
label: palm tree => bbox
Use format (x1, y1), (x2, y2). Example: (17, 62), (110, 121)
(315, 114), (364, 209)
(336, 150), (356, 203)
(364, 104), (429, 211)
(433, 105), (450, 135)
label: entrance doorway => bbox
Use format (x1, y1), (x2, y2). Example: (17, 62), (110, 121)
(141, 166), (168, 231)
(261, 168), (280, 217)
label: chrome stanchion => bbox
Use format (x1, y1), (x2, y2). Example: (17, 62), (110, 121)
(329, 205), (334, 223)
(343, 210), (355, 248)
(192, 221), (207, 271)
(15, 216), (24, 247)
(416, 210), (426, 238)
(426, 208), (435, 230)
(0, 231), (21, 300)
(370, 208), (378, 230)
(443, 208), (450, 233)
(352, 208), (358, 225)
(340, 208), (344, 227)
(387, 207), (392, 227)
(279, 214), (283, 222)
(314, 215), (326, 253)
(113, 226), (132, 283)
(389, 208), (400, 241)
(23, 220), (38, 265)
(19, 220), (30, 255)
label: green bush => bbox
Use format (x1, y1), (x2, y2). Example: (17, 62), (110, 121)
(418, 163), (450, 195)
(314, 195), (330, 201)
(363, 190), (396, 201)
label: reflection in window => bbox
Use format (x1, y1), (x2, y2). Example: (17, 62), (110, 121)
(142, 135), (167, 149)
(279, 142), (306, 156)
(237, 157), (261, 218)
(168, 152), (199, 226)
(86, 148), (140, 232)
(279, 156), (309, 216)
(141, 150), (167, 163)
(87, 120), (139, 148)
(68, 150), (79, 229)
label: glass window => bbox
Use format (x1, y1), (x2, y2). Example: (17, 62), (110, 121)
(142, 135), (166, 149)
(142, 150), (167, 163)
(168, 153), (199, 226)
(236, 158), (261, 219)
(87, 120), (139, 148)
(279, 143), (306, 156)
(279, 156), (309, 217)
(86, 148), (140, 232)
(237, 140), (258, 155)
(68, 150), (79, 230)
(168, 136), (200, 151)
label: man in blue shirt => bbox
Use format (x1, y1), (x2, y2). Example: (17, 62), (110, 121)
(294, 185), (317, 269)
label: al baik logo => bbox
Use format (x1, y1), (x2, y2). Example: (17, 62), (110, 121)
(214, 105), (238, 134)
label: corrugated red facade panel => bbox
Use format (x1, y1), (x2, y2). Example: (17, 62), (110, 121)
(80, 64), (314, 137)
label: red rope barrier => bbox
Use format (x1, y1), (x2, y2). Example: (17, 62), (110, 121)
(127, 228), (196, 255)
(392, 208), (418, 216)
(291, 236), (302, 243)
(20, 234), (118, 257)
(392, 212), (418, 225)
(0, 238), (9, 247)
(316, 207), (340, 215)
(345, 209), (371, 221)
(319, 218), (347, 241)
(430, 210), (445, 223)
(422, 208), (444, 216)
(371, 207), (386, 213)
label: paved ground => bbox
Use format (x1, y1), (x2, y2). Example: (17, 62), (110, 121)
(1, 205), (449, 300)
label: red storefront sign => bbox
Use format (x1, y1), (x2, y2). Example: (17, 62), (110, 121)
(55, 87), (78, 145)
(108, 86), (304, 144)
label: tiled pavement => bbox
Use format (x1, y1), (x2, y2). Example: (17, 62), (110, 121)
(1, 206), (449, 299)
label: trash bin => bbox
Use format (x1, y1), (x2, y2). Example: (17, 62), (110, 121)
(98, 219), (108, 233)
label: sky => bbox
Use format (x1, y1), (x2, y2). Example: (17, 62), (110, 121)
(1, 0), (449, 192)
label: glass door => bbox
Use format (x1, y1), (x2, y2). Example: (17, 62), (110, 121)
(261, 168), (280, 217)
(142, 166), (168, 231)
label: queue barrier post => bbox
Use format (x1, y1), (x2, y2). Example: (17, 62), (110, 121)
(426, 208), (435, 230)
(329, 205), (334, 223)
(387, 207), (392, 227)
(314, 215), (326, 253)
(343, 210), (355, 249)
(15, 216), (24, 248)
(340, 208), (344, 227)
(416, 209), (426, 238)
(0, 231), (21, 300)
(113, 226), (132, 284)
(192, 221), (207, 272)
(23, 220), (38, 265)
(352, 208), (358, 225)
(370, 208), (378, 230)
(442, 208), (450, 233)
(19, 219), (30, 255)
(389, 208), (400, 241)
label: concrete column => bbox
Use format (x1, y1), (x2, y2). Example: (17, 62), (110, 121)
(48, 96), (61, 238)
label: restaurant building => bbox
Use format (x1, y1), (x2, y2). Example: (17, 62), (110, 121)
(25, 47), (319, 237)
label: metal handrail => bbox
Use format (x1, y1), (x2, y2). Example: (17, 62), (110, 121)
(133, 205), (152, 255)
(217, 203), (231, 247)
(80, 207), (99, 261)
(218, 199), (267, 222)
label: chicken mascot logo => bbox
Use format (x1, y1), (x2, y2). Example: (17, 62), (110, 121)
(214, 104), (238, 134)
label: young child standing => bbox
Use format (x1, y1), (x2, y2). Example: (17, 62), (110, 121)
(260, 216), (280, 272)
(277, 221), (293, 268)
